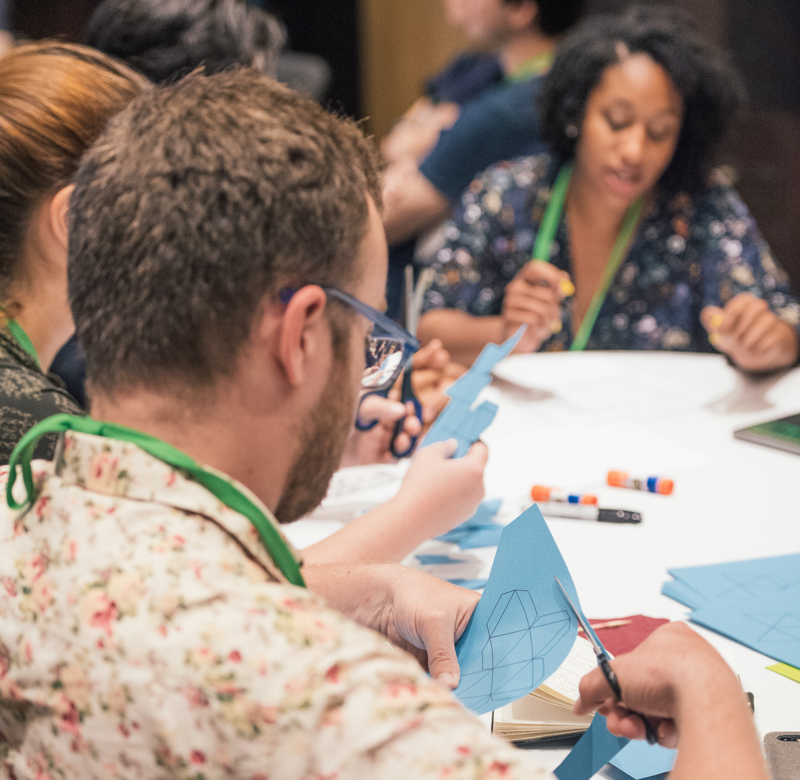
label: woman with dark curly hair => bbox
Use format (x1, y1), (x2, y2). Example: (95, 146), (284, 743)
(417, 7), (800, 371)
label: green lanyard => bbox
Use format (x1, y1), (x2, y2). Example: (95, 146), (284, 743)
(505, 50), (555, 83)
(6, 319), (41, 369)
(6, 413), (306, 588)
(531, 164), (644, 352)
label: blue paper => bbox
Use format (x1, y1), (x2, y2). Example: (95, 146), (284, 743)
(689, 586), (800, 668)
(667, 554), (800, 608)
(460, 499), (503, 527)
(660, 579), (709, 611)
(416, 554), (463, 566)
(453, 504), (579, 714)
(422, 327), (525, 457)
(554, 714), (628, 780)
(664, 554), (800, 668)
(449, 578), (488, 590)
(610, 740), (676, 779)
(436, 499), (504, 549)
(456, 525), (505, 549)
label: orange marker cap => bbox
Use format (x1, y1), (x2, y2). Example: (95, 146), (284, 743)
(607, 470), (627, 487)
(657, 479), (675, 495)
(530, 485), (553, 502)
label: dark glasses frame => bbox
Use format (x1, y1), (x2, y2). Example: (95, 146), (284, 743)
(279, 286), (420, 391)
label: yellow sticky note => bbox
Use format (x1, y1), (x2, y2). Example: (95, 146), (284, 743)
(767, 663), (800, 683)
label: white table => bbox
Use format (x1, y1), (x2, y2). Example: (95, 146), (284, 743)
(286, 351), (800, 770)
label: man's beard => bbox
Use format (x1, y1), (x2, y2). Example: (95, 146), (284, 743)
(274, 357), (357, 524)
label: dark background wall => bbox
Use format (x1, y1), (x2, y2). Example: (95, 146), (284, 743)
(8, 0), (800, 290)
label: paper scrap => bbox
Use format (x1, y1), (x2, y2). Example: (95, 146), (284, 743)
(610, 740), (677, 779)
(449, 578), (488, 590)
(436, 499), (504, 550)
(453, 504), (579, 714)
(553, 713), (628, 780)
(423, 327), (525, 457)
(767, 662), (800, 683)
(416, 554), (463, 566)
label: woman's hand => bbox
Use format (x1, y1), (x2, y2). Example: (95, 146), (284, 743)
(411, 339), (467, 425)
(702, 292), (799, 372)
(339, 394), (422, 468)
(393, 439), (488, 539)
(502, 260), (574, 353)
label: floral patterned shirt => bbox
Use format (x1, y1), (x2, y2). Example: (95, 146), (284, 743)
(421, 153), (800, 353)
(0, 430), (551, 780)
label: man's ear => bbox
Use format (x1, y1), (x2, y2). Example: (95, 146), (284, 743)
(274, 286), (330, 387)
(49, 184), (74, 254)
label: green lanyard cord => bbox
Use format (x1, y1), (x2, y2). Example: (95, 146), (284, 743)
(5, 319), (41, 369)
(530, 164), (644, 352)
(6, 413), (306, 588)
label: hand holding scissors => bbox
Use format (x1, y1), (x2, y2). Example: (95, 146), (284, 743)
(355, 266), (430, 458)
(555, 576), (659, 745)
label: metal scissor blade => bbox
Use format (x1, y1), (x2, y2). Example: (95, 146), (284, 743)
(554, 576), (603, 658)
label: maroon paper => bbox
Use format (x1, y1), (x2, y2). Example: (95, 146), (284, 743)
(581, 615), (670, 657)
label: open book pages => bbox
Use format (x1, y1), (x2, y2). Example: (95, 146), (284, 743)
(493, 635), (596, 741)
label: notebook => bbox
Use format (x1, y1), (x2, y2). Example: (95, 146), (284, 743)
(734, 412), (800, 455)
(492, 635), (595, 743)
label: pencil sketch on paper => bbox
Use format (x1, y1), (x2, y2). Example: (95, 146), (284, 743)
(746, 612), (800, 643)
(457, 589), (571, 712)
(715, 573), (800, 601)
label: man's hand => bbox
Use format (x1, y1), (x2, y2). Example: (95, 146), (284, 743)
(303, 563), (480, 689)
(575, 623), (769, 780)
(701, 292), (799, 372)
(379, 567), (480, 689)
(502, 260), (574, 353)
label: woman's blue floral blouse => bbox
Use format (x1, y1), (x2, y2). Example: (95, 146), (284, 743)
(420, 153), (800, 353)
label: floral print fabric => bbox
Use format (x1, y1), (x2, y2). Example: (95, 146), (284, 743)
(0, 430), (550, 779)
(421, 153), (800, 353)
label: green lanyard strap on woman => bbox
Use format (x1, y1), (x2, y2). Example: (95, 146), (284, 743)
(6, 413), (306, 587)
(530, 163), (644, 352)
(5, 318), (41, 369)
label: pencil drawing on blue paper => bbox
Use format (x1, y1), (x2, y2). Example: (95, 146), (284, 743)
(457, 588), (571, 712)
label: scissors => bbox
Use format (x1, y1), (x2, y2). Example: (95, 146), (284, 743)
(355, 266), (429, 458)
(554, 576), (659, 745)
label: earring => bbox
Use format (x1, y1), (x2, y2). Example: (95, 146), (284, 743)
(565, 124), (579, 139)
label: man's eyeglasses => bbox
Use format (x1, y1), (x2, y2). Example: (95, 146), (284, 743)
(279, 286), (420, 392)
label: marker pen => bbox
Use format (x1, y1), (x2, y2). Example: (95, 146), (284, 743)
(531, 485), (598, 505)
(537, 502), (642, 523)
(607, 470), (674, 495)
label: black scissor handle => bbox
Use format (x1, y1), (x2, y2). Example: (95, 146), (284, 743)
(599, 656), (659, 745)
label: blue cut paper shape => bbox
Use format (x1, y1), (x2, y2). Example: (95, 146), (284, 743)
(416, 554), (463, 566)
(436, 499), (503, 549)
(457, 526), (504, 549)
(689, 586), (800, 668)
(422, 327), (525, 458)
(610, 739), (676, 779)
(449, 578), (489, 590)
(554, 714), (628, 780)
(453, 504), (579, 714)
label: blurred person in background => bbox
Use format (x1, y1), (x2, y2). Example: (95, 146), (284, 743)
(418, 7), (800, 371)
